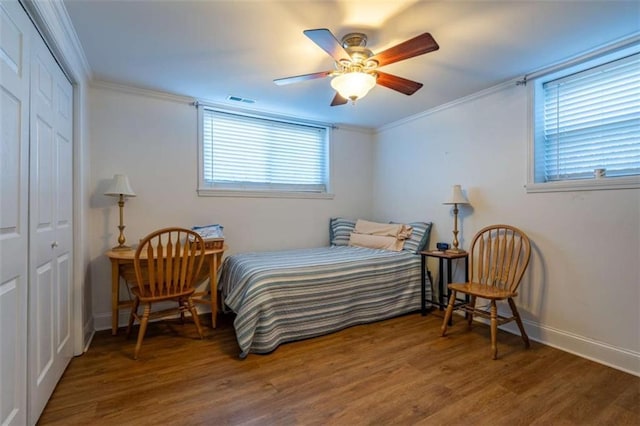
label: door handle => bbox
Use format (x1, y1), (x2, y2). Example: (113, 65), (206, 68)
(51, 241), (59, 248)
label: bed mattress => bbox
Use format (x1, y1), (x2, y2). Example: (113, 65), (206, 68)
(219, 245), (427, 357)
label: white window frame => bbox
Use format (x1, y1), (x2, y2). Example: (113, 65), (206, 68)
(526, 41), (640, 193)
(197, 105), (334, 199)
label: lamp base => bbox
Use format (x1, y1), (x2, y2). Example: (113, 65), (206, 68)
(445, 248), (466, 254)
(111, 244), (133, 251)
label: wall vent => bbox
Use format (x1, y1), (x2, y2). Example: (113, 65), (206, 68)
(226, 95), (256, 104)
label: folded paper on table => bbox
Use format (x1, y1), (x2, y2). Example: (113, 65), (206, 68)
(191, 224), (224, 239)
(191, 224), (224, 249)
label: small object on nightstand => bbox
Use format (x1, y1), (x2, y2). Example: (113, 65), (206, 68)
(436, 242), (449, 251)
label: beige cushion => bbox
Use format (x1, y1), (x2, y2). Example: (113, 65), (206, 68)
(348, 233), (404, 251)
(353, 219), (413, 240)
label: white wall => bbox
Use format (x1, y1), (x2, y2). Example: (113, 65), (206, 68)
(86, 72), (639, 375)
(87, 83), (375, 329)
(372, 83), (640, 375)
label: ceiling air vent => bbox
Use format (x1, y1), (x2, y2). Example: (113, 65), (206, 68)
(226, 95), (256, 104)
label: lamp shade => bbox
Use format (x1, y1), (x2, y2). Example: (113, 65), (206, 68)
(330, 72), (376, 101)
(104, 174), (136, 197)
(443, 184), (469, 205)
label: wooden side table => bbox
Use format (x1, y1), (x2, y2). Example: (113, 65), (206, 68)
(420, 250), (469, 316)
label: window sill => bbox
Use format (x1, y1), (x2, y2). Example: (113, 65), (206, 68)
(197, 188), (335, 199)
(526, 176), (640, 193)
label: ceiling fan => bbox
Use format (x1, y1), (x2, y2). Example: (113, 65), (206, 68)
(274, 28), (439, 106)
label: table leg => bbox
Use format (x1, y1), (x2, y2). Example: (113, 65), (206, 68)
(464, 256), (469, 281)
(446, 257), (453, 300)
(464, 256), (470, 314)
(421, 254), (426, 315)
(438, 258), (445, 310)
(446, 258), (454, 325)
(110, 259), (119, 335)
(209, 252), (219, 328)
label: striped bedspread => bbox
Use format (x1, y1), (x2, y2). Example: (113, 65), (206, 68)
(219, 245), (427, 357)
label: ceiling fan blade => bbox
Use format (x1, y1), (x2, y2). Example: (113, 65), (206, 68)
(304, 28), (351, 63)
(376, 71), (423, 95)
(274, 71), (332, 86)
(330, 92), (349, 106)
(369, 33), (439, 67)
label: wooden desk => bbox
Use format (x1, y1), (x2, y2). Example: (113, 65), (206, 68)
(105, 246), (225, 335)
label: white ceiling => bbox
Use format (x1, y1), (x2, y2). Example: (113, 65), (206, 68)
(63, 0), (640, 129)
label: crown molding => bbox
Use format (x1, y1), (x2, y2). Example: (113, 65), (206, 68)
(21, 0), (92, 83)
(90, 80), (195, 104)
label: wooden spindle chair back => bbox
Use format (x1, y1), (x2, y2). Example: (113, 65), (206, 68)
(468, 224), (531, 294)
(134, 228), (205, 298)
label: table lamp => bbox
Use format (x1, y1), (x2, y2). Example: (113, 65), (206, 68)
(104, 174), (136, 250)
(443, 184), (470, 253)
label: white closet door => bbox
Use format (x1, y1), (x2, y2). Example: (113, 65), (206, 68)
(0, 1), (31, 424)
(28, 25), (74, 425)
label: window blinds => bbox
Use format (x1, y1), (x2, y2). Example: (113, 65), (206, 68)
(201, 109), (328, 192)
(542, 53), (640, 181)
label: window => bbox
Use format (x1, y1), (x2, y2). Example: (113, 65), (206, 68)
(198, 107), (331, 197)
(528, 44), (640, 192)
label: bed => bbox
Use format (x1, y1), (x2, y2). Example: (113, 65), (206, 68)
(219, 219), (432, 357)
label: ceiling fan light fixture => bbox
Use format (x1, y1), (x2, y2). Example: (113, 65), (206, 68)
(330, 72), (376, 102)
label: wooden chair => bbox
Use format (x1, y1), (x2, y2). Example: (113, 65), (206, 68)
(441, 224), (531, 359)
(126, 227), (206, 359)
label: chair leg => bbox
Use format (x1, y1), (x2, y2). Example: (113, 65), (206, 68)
(490, 300), (498, 360)
(508, 298), (530, 349)
(133, 303), (151, 360)
(441, 290), (457, 336)
(126, 297), (140, 338)
(467, 295), (477, 330)
(187, 298), (204, 339)
(178, 297), (186, 324)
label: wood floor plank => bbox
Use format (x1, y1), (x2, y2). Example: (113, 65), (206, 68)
(38, 313), (639, 425)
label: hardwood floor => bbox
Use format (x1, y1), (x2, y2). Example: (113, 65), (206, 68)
(38, 312), (639, 425)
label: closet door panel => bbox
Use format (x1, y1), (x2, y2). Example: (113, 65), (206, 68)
(54, 90), (73, 352)
(0, 1), (30, 424)
(56, 252), (71, 350)
(28, 27), (73, 425)
(34, 115), (55, 229)
(56, 85), (73, 229)
(33, 263), (54, 378)
(29, 67), (58, 425)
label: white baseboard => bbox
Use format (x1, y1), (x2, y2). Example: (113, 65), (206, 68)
(82, 316), (95, 354)
(515, 319), (640, 377)
(83, 329), (95, 353)
(93, 312), (114, 332)
(462, 312), (640, 377)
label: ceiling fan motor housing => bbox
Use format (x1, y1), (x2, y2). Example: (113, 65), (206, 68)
(339, 33), (377, 69)
(341, 32), (368, 48)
